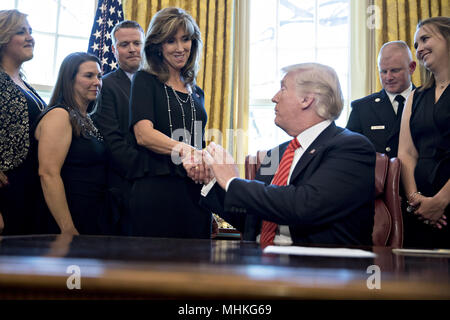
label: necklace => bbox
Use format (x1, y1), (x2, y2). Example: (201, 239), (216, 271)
(172, 87), (191, 104)
(69, 108), (103, 141)
(164, 84), (198, 148)
(84, 113), (103, 141)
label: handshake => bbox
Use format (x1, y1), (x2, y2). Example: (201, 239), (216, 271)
(178, 142), (240, 189)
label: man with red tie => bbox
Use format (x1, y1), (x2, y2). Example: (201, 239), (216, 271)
(197, 63), (376, 246)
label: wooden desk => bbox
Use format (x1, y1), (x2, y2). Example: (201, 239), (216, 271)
(0, 235), (448, 300)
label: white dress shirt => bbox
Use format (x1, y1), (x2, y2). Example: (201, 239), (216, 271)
(125, 71), (134, 81)
(385, 84), (412, 114)
(202, 120), (333, 245)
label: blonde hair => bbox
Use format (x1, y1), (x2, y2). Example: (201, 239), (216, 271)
(0, 9), (28, 70)
(415, 17), (450, 90)
(282, 63), (344, 120)
(143, 7), (202, 87)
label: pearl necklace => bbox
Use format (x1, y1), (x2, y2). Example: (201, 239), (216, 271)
(164, 84), (198, 148)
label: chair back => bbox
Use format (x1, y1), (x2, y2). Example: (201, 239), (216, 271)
(244, 150), (266, 180)
(372, 153), (403, 247)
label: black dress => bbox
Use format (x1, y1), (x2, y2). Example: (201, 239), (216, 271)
(403, 85), (450, 248)
(36, 106), (109, 235)
(0, 72), (48, 235)
(129, 71), (211, 239)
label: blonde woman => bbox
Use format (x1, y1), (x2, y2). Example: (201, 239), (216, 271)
(0, 10), (48, 235)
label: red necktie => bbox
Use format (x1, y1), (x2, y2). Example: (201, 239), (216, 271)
(260, 138), (301, 246)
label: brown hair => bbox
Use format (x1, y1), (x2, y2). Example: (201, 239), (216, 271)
(48, 52), (101, 137)
(415, 17), (450, 90)
(143, 7), (202, 87)
(111, 19), (144, 46)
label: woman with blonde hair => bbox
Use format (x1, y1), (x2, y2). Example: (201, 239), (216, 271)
(129, 7), (212, 238)
(0, 9), (48, 234)
(398, 16), (450, 248)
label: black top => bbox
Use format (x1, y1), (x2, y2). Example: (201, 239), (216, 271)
(129, 71), (207, 178)
(36, 105), (109, 235)
(410, 85), (450, 197)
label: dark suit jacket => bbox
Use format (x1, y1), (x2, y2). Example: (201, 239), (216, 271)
(94, 68), (140, 179)
(93, 68), (140, 235)
(346, 88), (413, 158)
(202, 123), (376, 246)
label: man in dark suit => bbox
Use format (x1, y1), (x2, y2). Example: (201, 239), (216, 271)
(197, 63), (375, 246)
(347, 41), (416, 158)
(93, 20), (144, 235)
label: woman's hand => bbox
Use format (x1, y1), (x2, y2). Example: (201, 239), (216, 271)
(182, 149), (213, 184)
(0, 171), (8, 187)
(409, 193), (448, 229)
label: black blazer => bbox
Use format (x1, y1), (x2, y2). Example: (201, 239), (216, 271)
(93, 68), (140, 179)
(202, 123), (376, 246)
(346, 87), (414, 158)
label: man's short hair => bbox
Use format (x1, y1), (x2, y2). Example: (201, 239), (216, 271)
(111, 20), (144, 46)
(282, 63), (344, 120)
(377, 40), (413, 66)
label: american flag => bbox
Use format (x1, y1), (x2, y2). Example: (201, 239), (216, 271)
(87, 0), (124, 75)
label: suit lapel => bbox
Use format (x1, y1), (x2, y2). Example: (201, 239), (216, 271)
(114, 68), (132, 94)
(289, 122), (339, 183)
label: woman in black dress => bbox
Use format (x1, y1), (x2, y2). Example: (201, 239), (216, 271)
(0, 10), (48, 235)
(398, 17), (450, 248)
(129, 7), (212, 238)
(35, 52), (108, 235)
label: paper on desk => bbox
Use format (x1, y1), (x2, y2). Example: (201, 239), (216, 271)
(263, 246), (377, 258)
(392, 248), (450, 258)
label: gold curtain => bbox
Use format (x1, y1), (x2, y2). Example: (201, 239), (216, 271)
(123, 0), (239, 155)
(374, 0), (450, 91)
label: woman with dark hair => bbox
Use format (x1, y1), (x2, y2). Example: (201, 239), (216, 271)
(129, 7), (212, 238)
(398, 16), (450, 248)
(0, 9), (48, 234)
(35, 52), (107, 235)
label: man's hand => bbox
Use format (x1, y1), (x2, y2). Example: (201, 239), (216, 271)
(204, 142), (239, 190)
(182, 149), (213, 184)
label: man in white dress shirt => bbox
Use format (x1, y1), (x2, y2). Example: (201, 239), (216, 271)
(195, 63), (376, 246)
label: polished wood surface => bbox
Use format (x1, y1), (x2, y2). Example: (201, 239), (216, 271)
(0, 235), (448, 299)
